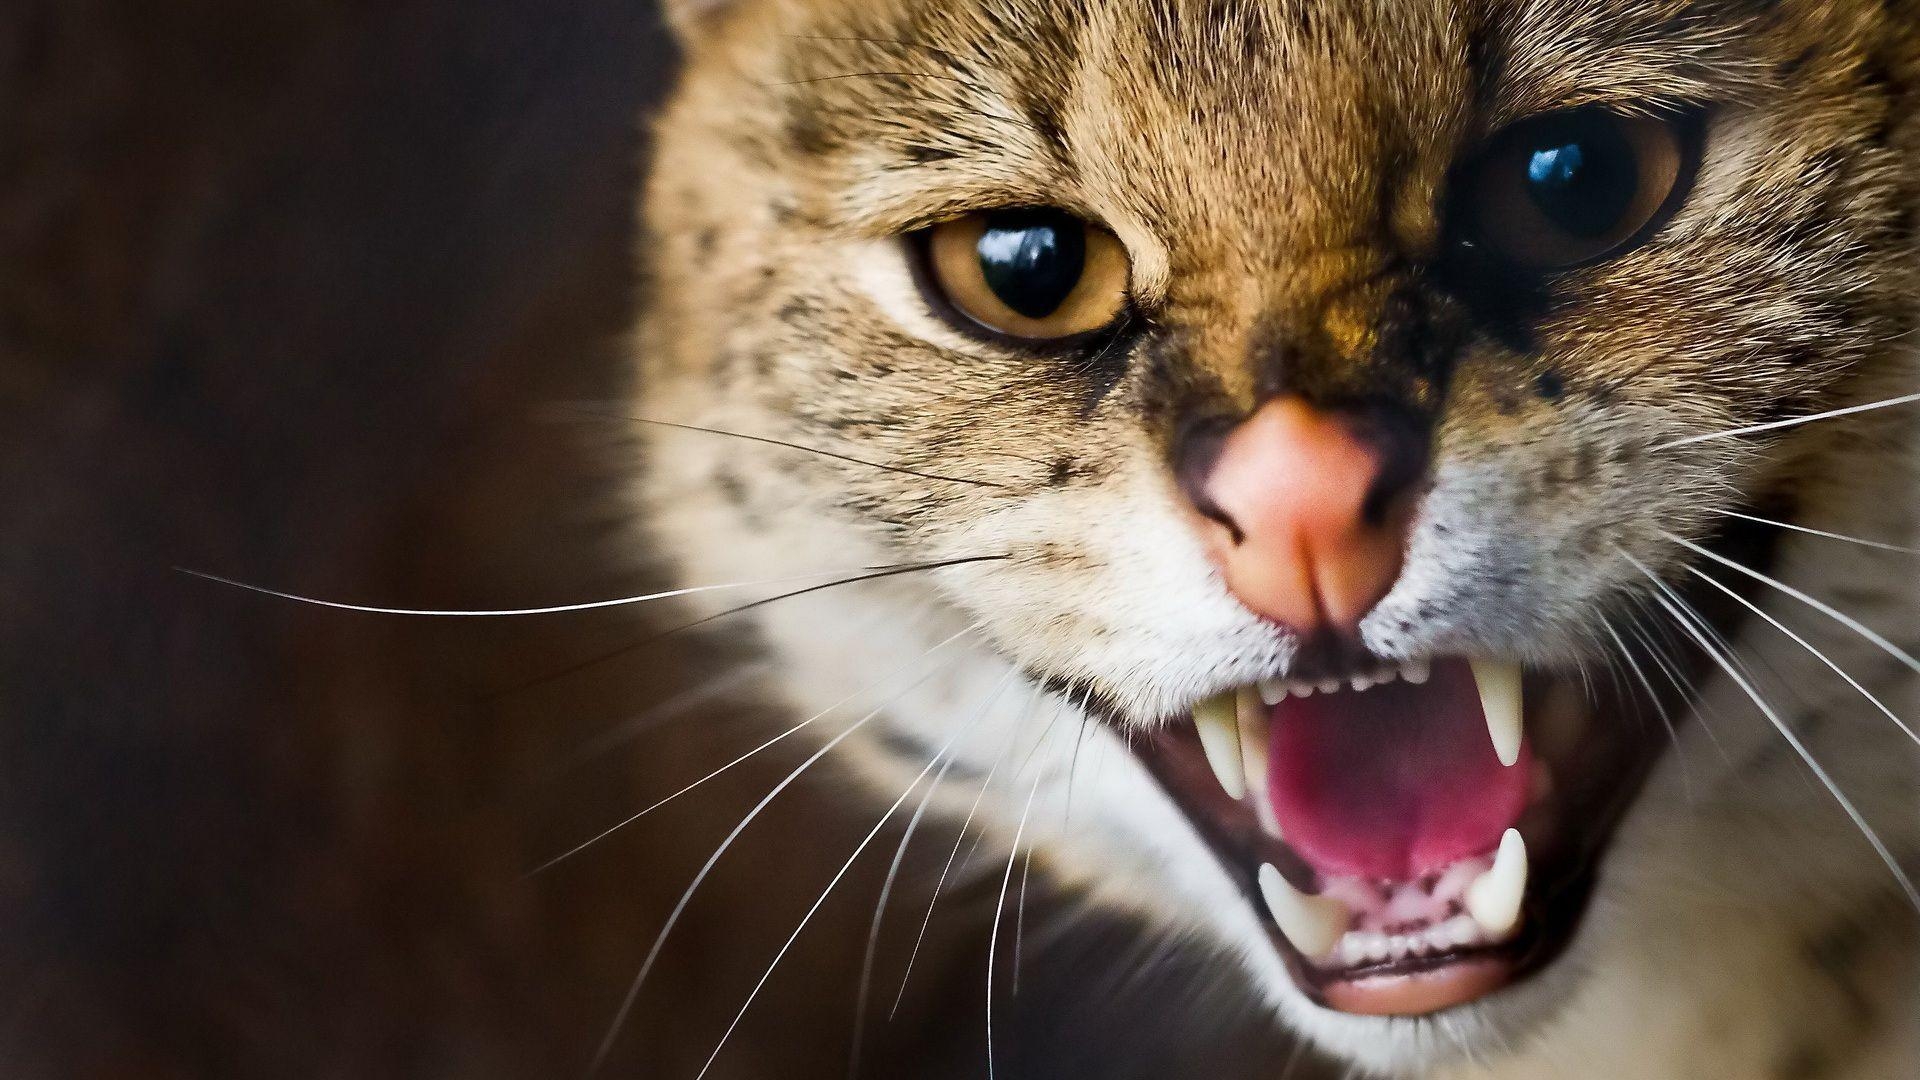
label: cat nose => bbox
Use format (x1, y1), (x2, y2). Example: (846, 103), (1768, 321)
(1180, 398), (1427, 636)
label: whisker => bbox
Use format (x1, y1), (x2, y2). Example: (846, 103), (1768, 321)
(1705, 508), (1920, 556)
(1010, 845), (1036, 997)
(1060, 695), (1096, 827)
(561, 406), (1009, 489)
(780, 35), (991, 77)
(1662, 531), (1920, 679)
(987, 761), (1047, 1080)
(849, 666), (1018, 1080)
(530, 658), (776, 783)
(178, 564), (914, 619)
(1589, 626), (1635, 721)
(1622, 598), (1734, 767)
(494, 557), (1001, 697)
(766, 70), (981, 89)
(1623, 552), (1920, 914)
(691, 689), (994, 1080)
(891, 692), (1035, 1019)
(530, 625), (974, 876)
(950, 702), (1069, 884)
(1599, 617), (1696, 801)
(560, 403), (1006, 488)
(1682, 565), (1920, 749)
(1656, 390), (1920, 450)
(588, 626), (979, 1072)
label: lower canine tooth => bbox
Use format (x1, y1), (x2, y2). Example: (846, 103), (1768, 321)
(1193, 692), (1246, 799)
(1470, 659), (1525, 767)
(1465, 828), (1529, 939)
(1258, 864), (1350, 962)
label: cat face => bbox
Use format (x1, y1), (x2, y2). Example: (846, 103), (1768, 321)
(639, 0), (1919, 1071)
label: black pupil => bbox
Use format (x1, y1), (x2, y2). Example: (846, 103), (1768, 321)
(1523, 117), (1638, 239)
(977, 210), (1086, 320)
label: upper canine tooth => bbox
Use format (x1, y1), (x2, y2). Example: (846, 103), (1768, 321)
(1235, 686), (1272, 810)
(1259, 679), (1289, 705)
(1400, 658), (1431, 685)
(1193, 692), (1246, 799)
(1258, 864), (1350, 962)
(1464, 828), (1529, 940)
(1470, 659), (1524, 767)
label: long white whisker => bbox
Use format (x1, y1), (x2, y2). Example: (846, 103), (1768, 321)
(1589, 627), (1636, 725)
(1010, 846), (1036, 997)
(1655, 390), (1920, 450)
(692, 688), (994, 1080)
(1664, 531), (1920, 679)
(1683, 566), (1920, 749)
(849, 666), (1019, 1080)
(529, 626), (970, 876)
(949, 701), (1069, 885)
(891, 691), (1035, 1020)
(1623, 596), (1734, 767)
(587, 627), (978, 1072)
(1061, 699), (1096, 827)
(1706, 508), (1920, 556)
(987, 762), (1047, 1080)
(533, 659), (776, 783)
(1600, 618), (1696, 802)
(179, 564), (933, 618)
(1624, 553), (1920, 914)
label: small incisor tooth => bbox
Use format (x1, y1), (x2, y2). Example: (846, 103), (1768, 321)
(1258, 864), (1350, 961)
(1259, 679), (1288, 705)
(1193, 692), (1246, 800)
(1465, 828), (1529, 940)
(1470, 658), (1524, 767)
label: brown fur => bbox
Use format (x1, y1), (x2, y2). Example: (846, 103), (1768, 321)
(634, 0), (1920, 1076)
(642, 0), (1920, 718)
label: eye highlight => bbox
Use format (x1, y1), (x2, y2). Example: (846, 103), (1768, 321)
(920, 208), (1130, 343)
(1454, 107), (1702, 273)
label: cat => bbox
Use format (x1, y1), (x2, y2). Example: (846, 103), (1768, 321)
(631, 0), (1920, 1075)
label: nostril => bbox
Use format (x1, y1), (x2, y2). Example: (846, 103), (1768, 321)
(1176, 417), (1245, 544)
(1348, 401), (1433, 526)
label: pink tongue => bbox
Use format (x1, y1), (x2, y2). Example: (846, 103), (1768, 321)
(1267, 659), (1530, 880)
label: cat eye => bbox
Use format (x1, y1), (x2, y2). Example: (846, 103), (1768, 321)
(920, 208), (1130, 343)
(1454, 107), (1700, 273)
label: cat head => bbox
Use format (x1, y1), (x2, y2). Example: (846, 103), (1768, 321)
(637, 0), (1919, 1071)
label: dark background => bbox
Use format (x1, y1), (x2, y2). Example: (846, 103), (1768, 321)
(0, 3), (1323, 1075)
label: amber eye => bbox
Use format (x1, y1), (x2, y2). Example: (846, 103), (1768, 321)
(1456, 108), (1699, 272)
(922, 208), (1130, 342)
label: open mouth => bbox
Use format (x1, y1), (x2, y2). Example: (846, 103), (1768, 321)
(1134, 656), (1662, 1017)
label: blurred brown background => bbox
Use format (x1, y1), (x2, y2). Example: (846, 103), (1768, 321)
(0, 3), (1319, 1076)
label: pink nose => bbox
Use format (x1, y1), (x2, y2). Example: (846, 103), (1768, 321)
(1189, 398), (1422, 635)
